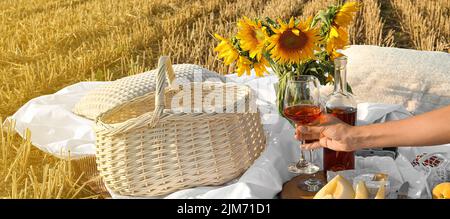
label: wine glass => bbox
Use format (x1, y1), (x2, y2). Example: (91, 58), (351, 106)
(283, 75), (323, 192)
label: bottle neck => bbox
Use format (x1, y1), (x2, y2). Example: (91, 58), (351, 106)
(334, 62), (347, 94)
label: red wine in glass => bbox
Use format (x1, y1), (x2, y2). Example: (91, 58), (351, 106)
(283, 75), (323, 192)
(324, 106), (356, 171)
(283, 105), (322, 125)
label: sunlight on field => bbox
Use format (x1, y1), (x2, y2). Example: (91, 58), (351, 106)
(0, 0), (448, 198)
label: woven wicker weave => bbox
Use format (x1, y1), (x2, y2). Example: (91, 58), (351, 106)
(94, 57), (266, 197)
(71, 155), (110, 198)
(73, 64), (225, 120)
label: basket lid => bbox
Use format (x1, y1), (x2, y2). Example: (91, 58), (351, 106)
(95, 57), (256, 135)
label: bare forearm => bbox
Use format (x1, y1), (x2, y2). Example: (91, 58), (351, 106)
(353, 106), (450, 149)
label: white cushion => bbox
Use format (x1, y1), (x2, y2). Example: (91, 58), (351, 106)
(342, 45), (450, 114)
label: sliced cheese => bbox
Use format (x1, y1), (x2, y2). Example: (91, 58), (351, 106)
(314, 175), (355, 199)
(374, 181), (386, 199)
(354, 181), (369, 199)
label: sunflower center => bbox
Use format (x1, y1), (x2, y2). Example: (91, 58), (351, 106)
(279, 29), (307, 50)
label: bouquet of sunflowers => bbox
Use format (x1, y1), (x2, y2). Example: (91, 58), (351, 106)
(214, 1), (359, 115)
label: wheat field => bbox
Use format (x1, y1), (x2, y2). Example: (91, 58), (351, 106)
(0, 0), (449, 198)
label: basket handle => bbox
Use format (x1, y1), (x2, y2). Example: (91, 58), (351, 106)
(95, 56), (175, 134)
(153, 56), (176, 119)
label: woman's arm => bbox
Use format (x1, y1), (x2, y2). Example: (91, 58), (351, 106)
(356, 105), (450, 149)
(296, 105), (450, 151)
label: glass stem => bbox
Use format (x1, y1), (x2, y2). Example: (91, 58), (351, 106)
(299, 140), (306, 162)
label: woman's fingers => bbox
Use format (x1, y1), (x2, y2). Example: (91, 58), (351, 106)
(301, 125), (325, 139)
(319, 136), (331, 149)
(296, 125), (323, 139)
(296, 115), (354, 151)
(295, 132), (314, 140)
(302, 136), (333, 150)
(295, 114), (343, 141)
(302, 141), (322, 150)
(295, 114), (347, 142)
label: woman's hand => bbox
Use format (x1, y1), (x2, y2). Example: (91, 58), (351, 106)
(295, 114), (359, 152)
(296, 105), (450, 150)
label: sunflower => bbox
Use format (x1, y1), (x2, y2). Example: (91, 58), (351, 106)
(267, 17), (320, 65)
(329, 49), (344, 61)
(326, 2), (359, 54)
(333, 2), (359, 28)
(214, 34), (239, 65)
(326, 26), (348, 52)
(235, 56), (252, 76)
(236, 17), (268, 61)
(235, 55), (269, 77)
(253, 57), (270, 77)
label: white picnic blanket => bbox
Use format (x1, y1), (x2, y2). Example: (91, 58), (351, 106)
(4, 45), (450, 198)
(4, 72), (450, 199)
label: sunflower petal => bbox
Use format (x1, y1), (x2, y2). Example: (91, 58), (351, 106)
(329, 26), (339, 38)
(288, 17), (295, 28)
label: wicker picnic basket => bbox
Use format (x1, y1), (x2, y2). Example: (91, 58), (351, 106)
(94, 56), (266, 197)
(71, 61), (224, 197)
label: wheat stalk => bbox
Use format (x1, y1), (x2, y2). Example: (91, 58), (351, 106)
(414, 0), (450, 51)
(0, 120), (98, 198)
(391, 0), (447, 51)
(359, 0), (395, 47)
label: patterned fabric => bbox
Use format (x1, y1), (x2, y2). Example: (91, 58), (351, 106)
(412, 153), (443, 167)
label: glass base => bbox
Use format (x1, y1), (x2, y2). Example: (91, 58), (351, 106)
(288, 162), (320, 174)
(298, 178), (323, 192)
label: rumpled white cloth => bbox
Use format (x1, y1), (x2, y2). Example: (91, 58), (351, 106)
(4, 72), (450, 199)
(4, 82), (106, 159)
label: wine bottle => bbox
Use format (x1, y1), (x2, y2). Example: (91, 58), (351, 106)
(324, 56), (356, 172)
